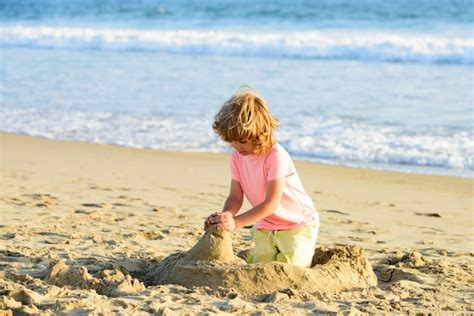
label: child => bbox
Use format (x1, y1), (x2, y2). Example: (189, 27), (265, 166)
(205, 87), (320, 268)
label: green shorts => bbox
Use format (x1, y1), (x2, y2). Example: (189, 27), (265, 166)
(247, 225), (319, 268)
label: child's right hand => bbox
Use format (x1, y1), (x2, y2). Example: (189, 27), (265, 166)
(213, 211), (236, 231)
(204, 212), (219, 230)
(204, 211), (236, 231)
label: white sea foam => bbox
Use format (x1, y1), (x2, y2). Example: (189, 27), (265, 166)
(280, 115), (473, 172)
(1, 25), (473, 64)
(1, 106), (472, 176)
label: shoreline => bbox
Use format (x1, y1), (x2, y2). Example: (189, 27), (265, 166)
(1, 131), (471, 180)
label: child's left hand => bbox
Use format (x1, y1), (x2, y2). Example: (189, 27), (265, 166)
(211, 211), (236, 231)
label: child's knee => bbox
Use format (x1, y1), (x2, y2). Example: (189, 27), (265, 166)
(249, 251), (277, 263)
(274, 226), (319, 267)
(249, 228), (278, 263)
(275, 249), (314, 267)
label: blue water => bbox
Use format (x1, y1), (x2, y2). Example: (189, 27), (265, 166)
(1, 0), (473, 177)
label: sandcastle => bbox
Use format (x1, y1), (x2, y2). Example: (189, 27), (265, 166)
(145, 227), (378, 296)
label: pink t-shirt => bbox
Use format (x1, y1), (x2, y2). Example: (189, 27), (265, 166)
(230, 143), (320, 230)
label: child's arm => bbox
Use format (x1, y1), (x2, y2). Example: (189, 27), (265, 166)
(221, 179), (244, 215)
(214, 178), (283, 231)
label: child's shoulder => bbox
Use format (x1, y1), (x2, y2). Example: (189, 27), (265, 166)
(272, 142), (289, 153)
(268, 143), (291, 160)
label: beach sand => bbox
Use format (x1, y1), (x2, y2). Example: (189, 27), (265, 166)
(0, 132), (473, 314)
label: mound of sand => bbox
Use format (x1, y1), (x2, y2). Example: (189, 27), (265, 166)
(185, 226), (236, 263)
(46, 259), (145, 297)
(145, 227), (378, 296)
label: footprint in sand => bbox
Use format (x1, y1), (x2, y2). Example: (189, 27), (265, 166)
(415, 212), (443, 218)
(160, 186), (179, 192)
(116, 195), (142, 202)
(373, 266), (433, 286)
(89, 185), (113, 191)
(348, 235), (376, 243)
(24, 194), (59, 208)
(2, 194), (58, 208)
(111, 203), (131, 207)
(0, 196), (27, 206)
(2, 232), (16, 239)
(322, 209), (350, 216)
(80, 203), (114, 209)
(368, 201), (397, 207)
(149, 206), (178, 214)
(75, 209), (96, 215)
(373, 252), (439, 289)
(139, 231), (166, 240)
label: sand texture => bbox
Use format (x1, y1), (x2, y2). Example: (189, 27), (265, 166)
(0, 132), (473, 314)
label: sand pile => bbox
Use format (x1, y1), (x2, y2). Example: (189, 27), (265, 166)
(145, 227), (378, 296)
(46, 259), (145, 297)
(185, 226), (237, 263)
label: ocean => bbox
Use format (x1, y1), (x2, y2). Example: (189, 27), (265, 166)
(1, 0), (473, 177)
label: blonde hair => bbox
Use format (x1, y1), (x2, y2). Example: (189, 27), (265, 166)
(213, 87), (278, 155)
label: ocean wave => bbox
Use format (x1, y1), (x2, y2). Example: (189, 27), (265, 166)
(1, 25), (473, 64)
(1, 106), (472, 175)
(279, 116), (474, 172)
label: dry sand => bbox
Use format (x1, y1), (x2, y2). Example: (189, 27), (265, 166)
(0, 132), (473, 314)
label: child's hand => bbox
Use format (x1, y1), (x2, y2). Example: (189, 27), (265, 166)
(204, 212), (219, 230)
(213, 212), (236, 231)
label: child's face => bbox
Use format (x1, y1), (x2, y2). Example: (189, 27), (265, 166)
(231, 141), (256, 156)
